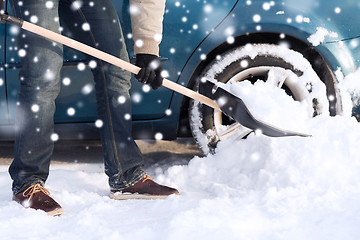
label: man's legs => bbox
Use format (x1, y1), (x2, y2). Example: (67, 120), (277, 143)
(58, 0), (145, 190)
(9, 0), (178, 203)
(9, 0), (63, 194)
(60, 1), (178, 197)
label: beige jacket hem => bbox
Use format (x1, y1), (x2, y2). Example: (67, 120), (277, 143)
(130, 0), (166, 56)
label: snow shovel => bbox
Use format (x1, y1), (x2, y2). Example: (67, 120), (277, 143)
(0, 13), (310, 137)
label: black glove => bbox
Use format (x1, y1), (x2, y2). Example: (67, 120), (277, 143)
(135, 54), (163, 90)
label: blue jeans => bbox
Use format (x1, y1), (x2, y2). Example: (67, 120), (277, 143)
(8, 0), (145, 194)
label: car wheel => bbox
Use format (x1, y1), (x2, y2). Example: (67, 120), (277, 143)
(189, 43), (339, 154)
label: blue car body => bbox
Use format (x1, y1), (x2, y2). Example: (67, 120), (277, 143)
(0, 0), (360, 140)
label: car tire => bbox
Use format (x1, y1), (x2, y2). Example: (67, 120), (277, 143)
(189, 43), (339, 154)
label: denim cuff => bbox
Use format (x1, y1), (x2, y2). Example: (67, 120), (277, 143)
(109, 166), (146, 190)
(12, 179), (45, 195)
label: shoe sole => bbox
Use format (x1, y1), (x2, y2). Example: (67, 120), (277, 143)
(47, 208), (64, 216)
(109, 192), (172, 200)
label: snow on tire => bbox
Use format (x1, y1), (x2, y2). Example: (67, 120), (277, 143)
(189, 44), (338, 154)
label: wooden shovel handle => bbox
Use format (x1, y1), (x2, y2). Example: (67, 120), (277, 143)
(22, 21), (221, 111)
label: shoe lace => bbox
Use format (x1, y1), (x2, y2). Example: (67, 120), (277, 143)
(22, 184), (51, 201)
(142, 174), (153, 183)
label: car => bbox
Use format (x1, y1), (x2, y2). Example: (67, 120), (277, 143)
(0, 0), (360, 153)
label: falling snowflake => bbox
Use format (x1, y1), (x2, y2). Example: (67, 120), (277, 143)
(334, 7), (341, 14)
(95, 119), (103, 128)
(225, 27), (235, 36)
(10, 26), (20, 35)
(135, 39), (144, 48)
(130, 5), (140, 15)
(142, 85), (151, 93)
(240, 60), (249, 68)
(0, 78), (3, 86)
(67, 107), (76, 116)
(328, 95), (335, 101)
(161, 70), (169, 78)
(88, 60), (97, 68)
(154, 132), (163, 140)
(81, 83), (93, 95)
(50, 133), (59, 141)
(263, 2), (271, 11)
(227, 36), (235, 44)
(132, 93), (142, 103)
(45, 1), (54, 9)
(150, 60), (160, 70)
(124, 113), (131, 120)
(82, 23), (90, 31)
(31, 104), (40, 113)
(30, 16), (38, 24)
(204, 4), (213, 13)
(77, 62), (86, 71)
(154, 34), (162, 42)
(350, 39), (359, 49)
(170, 48), (176, 54)
(71, 0), (82, 11)
(165, 109), (172, 116)
(118, 96), (126, 104)
(253, 14), (261, 23)
(18, 49), (26, 57)
(62, 77), (71, 86)
(217, 96), (229, 107)
(296, 15), (303, 23)
(45, 69), (55, 80)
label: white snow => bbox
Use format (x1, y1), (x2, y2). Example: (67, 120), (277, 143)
(308, 27), (339, 46)
(226, 79), (311, 133)
(2, 110), (360, 239)
(3, 48), (360, 239)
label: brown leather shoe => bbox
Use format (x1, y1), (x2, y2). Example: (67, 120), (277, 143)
(13, 184), (63, 216)
(110, 175), (179, 200)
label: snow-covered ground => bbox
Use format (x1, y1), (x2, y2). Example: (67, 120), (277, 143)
(2, 68), (360, 240)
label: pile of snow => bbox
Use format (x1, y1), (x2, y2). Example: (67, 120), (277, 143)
(3, 114), (360, 239)
(2, 68), (360, 239)
(223, 79), (311, 133)
(338, 68), (360, 109)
